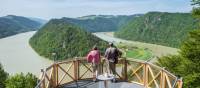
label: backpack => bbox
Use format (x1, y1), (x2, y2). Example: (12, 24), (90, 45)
(86, 53), (93, 63)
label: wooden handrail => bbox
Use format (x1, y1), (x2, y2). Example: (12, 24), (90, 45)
(35, 57), (183, 88)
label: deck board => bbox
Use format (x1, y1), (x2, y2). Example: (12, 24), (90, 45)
(59, 80), (144, 88)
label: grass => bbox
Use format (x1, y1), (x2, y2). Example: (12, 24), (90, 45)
(126, 48), (152, 60)
(117, 43), (153, 61)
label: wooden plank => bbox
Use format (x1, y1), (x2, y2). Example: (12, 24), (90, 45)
(160, 70), (163, 88)
(165, 74), (172, 88)
(58, 65), (75, 81)
(42, 79), (45, 88)
(74, 61), (78, 80)
(148, 71), (161, 87)
(56, 64), (58, 86)
(81, 62), (93, 72)
(58, 73), (67, 85)
(135, 73), (143, 83)
(131, 64), (144, 77)
(148, 65), (159, 88)
(124, 59), (128, 80)
(115, 72), (123, 79)
(163, 72), (166, 88)
(79, 64), (92, 79)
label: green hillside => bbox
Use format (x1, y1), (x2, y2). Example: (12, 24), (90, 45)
(115, 12), (199, 48)
(0, 15), (42, 38)
(62, 14), (142, 32)
(29, 19), (108, 60)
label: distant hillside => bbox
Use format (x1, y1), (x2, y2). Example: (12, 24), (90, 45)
(28, 17), (48, 25)
(115, 12), (199, 48)
(29, 19), (108, 60)
(62, 14), (142, 32)
(0, 15), (43, 38)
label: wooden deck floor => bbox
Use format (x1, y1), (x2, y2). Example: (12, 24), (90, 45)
(59, 79), (144, 88)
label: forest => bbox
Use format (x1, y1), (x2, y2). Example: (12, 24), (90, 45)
(0, 15), (42, 38)
(61, 14), (142, 32)
(115, 12), (199, 48)
(29, 19), (108, 60)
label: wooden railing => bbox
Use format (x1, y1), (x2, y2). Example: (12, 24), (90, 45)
(35, 57), (183, 88)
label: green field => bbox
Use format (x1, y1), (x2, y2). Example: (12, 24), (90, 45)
(117, 43), (153, 61)
(126, 48), (152, 60)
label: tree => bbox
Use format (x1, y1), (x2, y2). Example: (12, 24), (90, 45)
(157, 1), (200, 87)
(5, 73), (38, 88)
(0, 63), (8, 88)
(192, 0), (200, 18)
(157, 30), (200, 87)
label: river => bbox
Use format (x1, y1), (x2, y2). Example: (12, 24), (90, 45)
(0, 31), (178, 76)
(0, 31), (52, 77)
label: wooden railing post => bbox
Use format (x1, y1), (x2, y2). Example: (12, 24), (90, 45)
(123, 58), (128, 81)
(56, 64), (58, 86)
(52, 63), (57, 88)
(160, 68), (163, 88)
(177, 78), (183, 88)
(161, 68), (166, 88)
(77, 60), (80, 80)
(74, 59), (78, 81)
(41, 69), (45, 88)
(143, 62), (148, 88)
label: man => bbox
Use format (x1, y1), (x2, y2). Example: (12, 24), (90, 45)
(104, 43), (121, 82)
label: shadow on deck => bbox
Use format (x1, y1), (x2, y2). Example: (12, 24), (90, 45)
(59, 79), (144, 88)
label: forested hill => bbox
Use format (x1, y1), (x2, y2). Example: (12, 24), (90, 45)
(0, 15), (43, 38)
(29, 19), (108, 60)
(61, 14), (142, 32)
(115, 12), (199, 48)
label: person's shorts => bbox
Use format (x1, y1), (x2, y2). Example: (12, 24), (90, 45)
(92, 63), (99, 72)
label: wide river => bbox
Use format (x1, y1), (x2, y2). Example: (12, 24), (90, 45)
(0, 31), (178, 77)
(0, 31), (52, 77)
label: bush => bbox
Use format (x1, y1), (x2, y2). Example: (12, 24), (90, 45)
(5, 73), (38, 88)
(0, 63), (8, 88)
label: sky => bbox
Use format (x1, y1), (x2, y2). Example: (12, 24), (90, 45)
(0, 0), (193, 20)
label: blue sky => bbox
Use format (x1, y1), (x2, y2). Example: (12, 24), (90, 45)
(0, 0), (192, 20)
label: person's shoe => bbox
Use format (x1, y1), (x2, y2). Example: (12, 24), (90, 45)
(93, 79), (97, 82)
(111, 78), (117, 83)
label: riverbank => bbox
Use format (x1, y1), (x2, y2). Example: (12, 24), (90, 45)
(93, 32), (179, 62)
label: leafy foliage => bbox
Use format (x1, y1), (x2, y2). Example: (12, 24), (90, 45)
(157, 1), (200, 87)
(157, 30), (200, 87)
(0, 15), (42, 38)
(29, 19), (108, 60)
(115, 12), (199, 48)
(0, 63), (8, 88)
(62, 15), (142, 32)
(5, 73), (38, 88)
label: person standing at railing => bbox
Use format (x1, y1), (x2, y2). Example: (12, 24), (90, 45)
(104, 42), (122, 82)
(87, 45), (101, 82)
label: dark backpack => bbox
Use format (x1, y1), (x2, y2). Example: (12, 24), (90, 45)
(114, 49), (122, 64)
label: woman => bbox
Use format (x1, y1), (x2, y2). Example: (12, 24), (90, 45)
(87, 46), (101, 82)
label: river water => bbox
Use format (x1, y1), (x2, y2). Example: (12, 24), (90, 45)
(0, 31), (52, 77)
(0, 31), (178, 76)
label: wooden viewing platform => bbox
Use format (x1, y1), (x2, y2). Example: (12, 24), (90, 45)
(35, 57), (183, 88)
